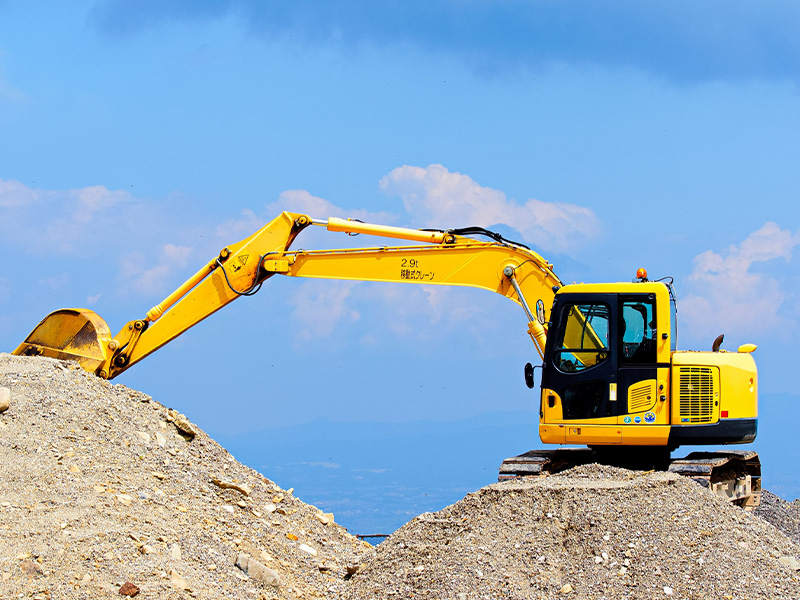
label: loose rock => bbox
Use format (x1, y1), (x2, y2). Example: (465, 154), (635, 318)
(236, 553), (282, 588)
(0, 386), (9, 412)
(118, 581), (140, 596)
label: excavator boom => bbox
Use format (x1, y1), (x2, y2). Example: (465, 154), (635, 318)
(14, 212), (561, 379)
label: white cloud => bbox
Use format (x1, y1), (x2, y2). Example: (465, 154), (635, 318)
(379, 164), (599, 254)
(0, 178), (37, 208)
(118, 243), (194, 297)
(266, 189), (347, 219)
(0, 178), (135, 253)
(289, 279), (361, 342)
(71, 184), (129, 219)
(681, 222), (800, 341)
(214, 208), (264, 241)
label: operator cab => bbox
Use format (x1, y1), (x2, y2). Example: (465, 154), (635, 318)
(532, 271), (675, 440)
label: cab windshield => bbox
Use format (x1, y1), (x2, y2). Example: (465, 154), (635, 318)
(553, 303), (609, 372)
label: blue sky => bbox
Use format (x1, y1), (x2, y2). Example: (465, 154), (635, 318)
(1, 1), (799, 522)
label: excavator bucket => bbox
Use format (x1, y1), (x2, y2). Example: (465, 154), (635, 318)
(13, 308), (112, 375)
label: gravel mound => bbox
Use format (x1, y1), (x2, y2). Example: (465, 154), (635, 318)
(2, 353), (799, 600)
(755, 490), (800, 547)
(0, 354), (372, 599)
(342, 466), (800, 599)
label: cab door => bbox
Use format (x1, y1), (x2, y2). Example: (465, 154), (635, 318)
(542, 295), (619, 423)
(617, 294), (660, 421)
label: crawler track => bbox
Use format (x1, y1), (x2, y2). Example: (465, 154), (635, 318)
(499, 448), (761, 509)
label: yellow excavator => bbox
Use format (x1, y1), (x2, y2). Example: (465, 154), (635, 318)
(13, 211), (761, 507)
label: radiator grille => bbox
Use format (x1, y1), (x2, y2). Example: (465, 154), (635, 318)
(628, 380), (656, 413)
(678, 366), (715, 423)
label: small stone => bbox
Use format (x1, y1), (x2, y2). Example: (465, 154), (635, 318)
(211, 477), (252, 496)
(0, 387), (10, 413)
(119, 581), (140, 597)
(235, 553), (281, 588)
(778, 556), (800, 570)
(20, 559), (43, 577)
(155, 432), (167, 447)
(169, 569), (190, 590)
(136, 431), (151, 443)
(664, 587), (674, 595)
(316, 512), (335, 525)
(560, 583), (573, 594)
(170, 543), (182, 560)
(168, 410), (198, 439)
(299, 544), (317, 556)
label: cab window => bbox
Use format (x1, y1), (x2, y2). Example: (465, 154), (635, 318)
(620, 298), (656, 364)
(554, 303), (610, 372)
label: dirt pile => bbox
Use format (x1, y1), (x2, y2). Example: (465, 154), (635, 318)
(1, 353), (798, 600)
(755, 490), (800, 547)
(0, 353), (372, 599)
(342, 465), (800, 599)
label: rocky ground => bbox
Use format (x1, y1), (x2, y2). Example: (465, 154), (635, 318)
(0, 354), (371, 599)
(754, 490), (800, 547)
(343, 466), (800, 599)
(1, 353), (798, 599)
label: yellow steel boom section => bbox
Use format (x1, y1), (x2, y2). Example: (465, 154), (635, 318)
(14, 211), (562, 379)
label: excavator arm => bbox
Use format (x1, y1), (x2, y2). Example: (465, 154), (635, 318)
(14, 211), (562, 379)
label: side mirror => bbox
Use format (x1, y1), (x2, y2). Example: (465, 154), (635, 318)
(535, 299), (546, 325)
(524, 362), (536, 389)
